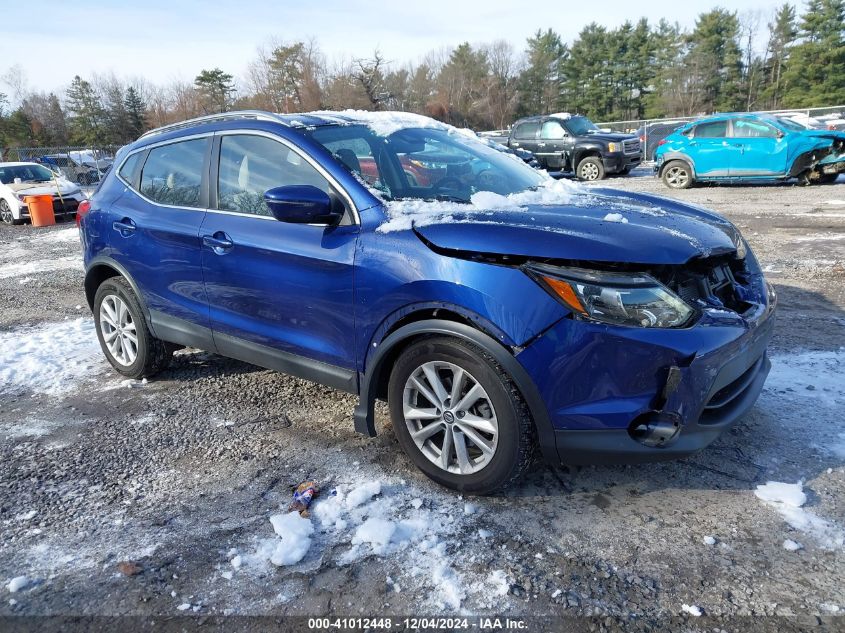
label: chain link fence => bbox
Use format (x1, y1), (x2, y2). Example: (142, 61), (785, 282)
(1, 145), (122, 190)
(597, 105), (845, 162)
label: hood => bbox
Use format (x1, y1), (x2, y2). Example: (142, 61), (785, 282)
(413, 189), (741, 265)
(6, 181), (81, 196)
(581, 131), (636, 142)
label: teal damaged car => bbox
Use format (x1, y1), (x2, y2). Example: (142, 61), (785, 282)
(654, 113), (845, 189)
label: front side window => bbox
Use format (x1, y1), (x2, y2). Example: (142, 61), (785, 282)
(140, 138), (208, 208)
(732, 119), (778, 138)
(217, 134), (330, 216)
(540, 120), (566, 140)
(305, 124), (545, 203)
(694, 121), (728, 138)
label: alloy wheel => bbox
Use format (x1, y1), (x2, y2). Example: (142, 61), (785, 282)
(99, 294), (138, 366)
(665, 166), (689, 188)
(0, 200), (13, 224)
(402, 361), (499, 475)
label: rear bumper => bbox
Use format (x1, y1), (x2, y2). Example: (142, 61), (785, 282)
(517, 280), (776, 464)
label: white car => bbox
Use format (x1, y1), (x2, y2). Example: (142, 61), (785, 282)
(0, 162), (88, 225)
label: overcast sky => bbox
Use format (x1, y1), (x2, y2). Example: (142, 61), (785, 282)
(3, 0), (781, 96)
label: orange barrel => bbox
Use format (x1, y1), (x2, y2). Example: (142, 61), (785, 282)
(24, 195), (55, 227)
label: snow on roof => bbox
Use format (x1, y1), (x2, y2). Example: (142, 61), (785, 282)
(550, 112), (572, 119)
(289, 110), (450, 136)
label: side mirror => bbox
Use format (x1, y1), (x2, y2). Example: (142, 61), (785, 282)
(263, 185), (342, 225)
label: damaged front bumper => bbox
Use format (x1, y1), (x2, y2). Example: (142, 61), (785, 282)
(516, 278), (776, 464)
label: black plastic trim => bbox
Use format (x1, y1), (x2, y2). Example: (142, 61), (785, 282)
(149, 309), (216, 352)
(353, 319), (558, 463)
(213, 331), (357, 394)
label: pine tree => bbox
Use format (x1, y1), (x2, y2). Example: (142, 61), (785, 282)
(684, 9), (745, 114)
(761, 4), (798, 109)
(66, 75), (106, 144)
(517, 29), (566, 116)
(124, 86), (146, 138)
(194, 68), (235, 114)
(782, 0), (845, 107)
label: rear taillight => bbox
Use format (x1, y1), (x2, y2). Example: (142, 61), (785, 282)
(76, 200), (91, 227)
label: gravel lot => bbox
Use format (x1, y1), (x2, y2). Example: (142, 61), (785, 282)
(1, 170), (844, 630)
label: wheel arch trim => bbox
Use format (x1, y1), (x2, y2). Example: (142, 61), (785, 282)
(84, 256), (156, 335)
(353, 318), (558, 463)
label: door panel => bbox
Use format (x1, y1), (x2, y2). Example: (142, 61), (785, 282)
(730, 119), (788, 176)
(537, 119), (568, 170)
(689, 120), (733, 177)
(107, 138), (212, 333)
(200, 132), (358, 370)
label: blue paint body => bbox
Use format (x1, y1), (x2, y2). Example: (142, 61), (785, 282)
(81, 112), (777, 463)
(656, 112), (845, 183)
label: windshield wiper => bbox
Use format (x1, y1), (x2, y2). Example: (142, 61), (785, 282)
(433, 194), (469, 203)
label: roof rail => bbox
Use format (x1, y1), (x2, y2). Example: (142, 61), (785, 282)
(138, 110), (287, 140)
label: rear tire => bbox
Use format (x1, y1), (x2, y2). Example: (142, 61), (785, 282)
(93, 277), (173, 379)
(661, 160), (694, 189)
(387, 337), (535, 494)
(576, 156), (605, 181)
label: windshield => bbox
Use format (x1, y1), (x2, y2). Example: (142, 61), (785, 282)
(566, 116), (600, 136)
(304, 125), (544, 203)
(775, 117), (808, 132)
(0, 164), (56, 185)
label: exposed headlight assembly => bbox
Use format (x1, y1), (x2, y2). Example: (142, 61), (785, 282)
(527, 264), (696, 328)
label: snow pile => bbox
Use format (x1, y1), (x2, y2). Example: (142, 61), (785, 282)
(6, 576), (30, 593)
(267, 512), (314, 566)
(0, 318), (103, 395)
(783, 539), (803, 551)
(378, 178), (583, 233)
(0, 255), (83, 280)
(31, 228), (80, 244)
(603, 212), (629, 223)
(754, 481), (844, 550)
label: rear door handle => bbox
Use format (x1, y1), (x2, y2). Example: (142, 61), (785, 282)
(202, 232), (234, 254)
(112, 218), (136, 236)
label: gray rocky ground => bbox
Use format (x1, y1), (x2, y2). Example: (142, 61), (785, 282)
(0, 170), (843, 631)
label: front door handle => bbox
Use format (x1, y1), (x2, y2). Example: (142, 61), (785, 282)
(112, 218), (136, 236)
(202, 232), (234, 254)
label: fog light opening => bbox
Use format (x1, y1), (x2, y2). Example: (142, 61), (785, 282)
(628, 414), (681, 448)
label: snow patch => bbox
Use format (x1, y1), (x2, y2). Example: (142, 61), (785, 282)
(783, 539), (803, 551)
(0, 318), (103, 395)
(345, 481), (382, 508)
(755, 481), (844, 550)
(0, 256), (83, 280)
(603, 212), (628, 223)
(681, 604), (702, 617)
(6, 576), (30, 593)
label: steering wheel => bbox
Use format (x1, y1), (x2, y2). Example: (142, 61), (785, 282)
(433, 176), (466, 197)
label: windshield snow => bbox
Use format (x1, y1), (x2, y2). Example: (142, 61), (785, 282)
(304, 124), (545, 203)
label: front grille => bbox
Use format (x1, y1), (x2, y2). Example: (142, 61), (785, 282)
(623, 139), (641, 155)
(52, 197), (79, 215)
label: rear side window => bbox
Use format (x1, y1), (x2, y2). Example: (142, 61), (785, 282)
(118, 152), (143, 185)
(694, 121), (728, 138)
(513, 122), (539, 139)
(140, 138), (208, 208)
(217, 134), (330, 216)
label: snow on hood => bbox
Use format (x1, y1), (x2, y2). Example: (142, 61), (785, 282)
(378, 178), (587, 233)
(6, 180), (81, 196)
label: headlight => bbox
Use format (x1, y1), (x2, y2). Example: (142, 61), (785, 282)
(527, 264), (696, 328)
(607, 142), (619, 153)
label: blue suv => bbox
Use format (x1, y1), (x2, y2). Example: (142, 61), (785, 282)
(79, 110), (776, 493)
(656, 112), (845, 189)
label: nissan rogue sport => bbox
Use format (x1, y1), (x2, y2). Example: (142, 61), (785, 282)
(78, 110), (776, 493)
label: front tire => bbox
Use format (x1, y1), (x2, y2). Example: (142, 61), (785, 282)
(93, 277), (173, 379)
(661, 160), (694, 189)
(576, 156), (605, 181)
(387, 337), (534, 494)
(0, 199), (22, 225)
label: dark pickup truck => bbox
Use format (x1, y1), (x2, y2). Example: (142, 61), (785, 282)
(505, 114), (642, 180)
